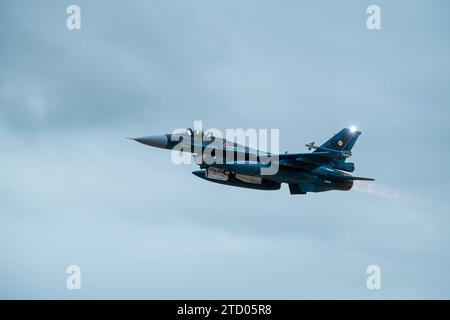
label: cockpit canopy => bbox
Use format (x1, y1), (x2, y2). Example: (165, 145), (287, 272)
(184, 128), (215, 140)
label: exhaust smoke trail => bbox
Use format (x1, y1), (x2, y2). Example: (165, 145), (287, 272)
(353, 181), (428, 203)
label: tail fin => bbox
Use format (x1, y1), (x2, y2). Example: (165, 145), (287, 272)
(315, 128), (361, 154)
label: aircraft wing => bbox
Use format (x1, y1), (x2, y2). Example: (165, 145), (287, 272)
(279, 151), (341, 167)
(279, 152), (374, 181)
(294, 152), (337, 161)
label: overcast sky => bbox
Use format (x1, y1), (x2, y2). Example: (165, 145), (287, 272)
(1, 0), (450, 299)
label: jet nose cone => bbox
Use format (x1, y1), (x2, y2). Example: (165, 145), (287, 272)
(134, 135), (168, 148)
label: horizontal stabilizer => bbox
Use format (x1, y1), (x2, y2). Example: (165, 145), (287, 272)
(322, 175), (375, 181)
(340, 176), (375, 181)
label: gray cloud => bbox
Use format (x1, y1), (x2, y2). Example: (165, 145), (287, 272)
(1, 0), (450, 299)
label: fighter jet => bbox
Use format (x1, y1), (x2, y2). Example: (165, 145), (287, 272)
(130, 127), (374, 195)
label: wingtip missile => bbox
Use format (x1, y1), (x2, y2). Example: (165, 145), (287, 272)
(306, 142), (316, 151)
